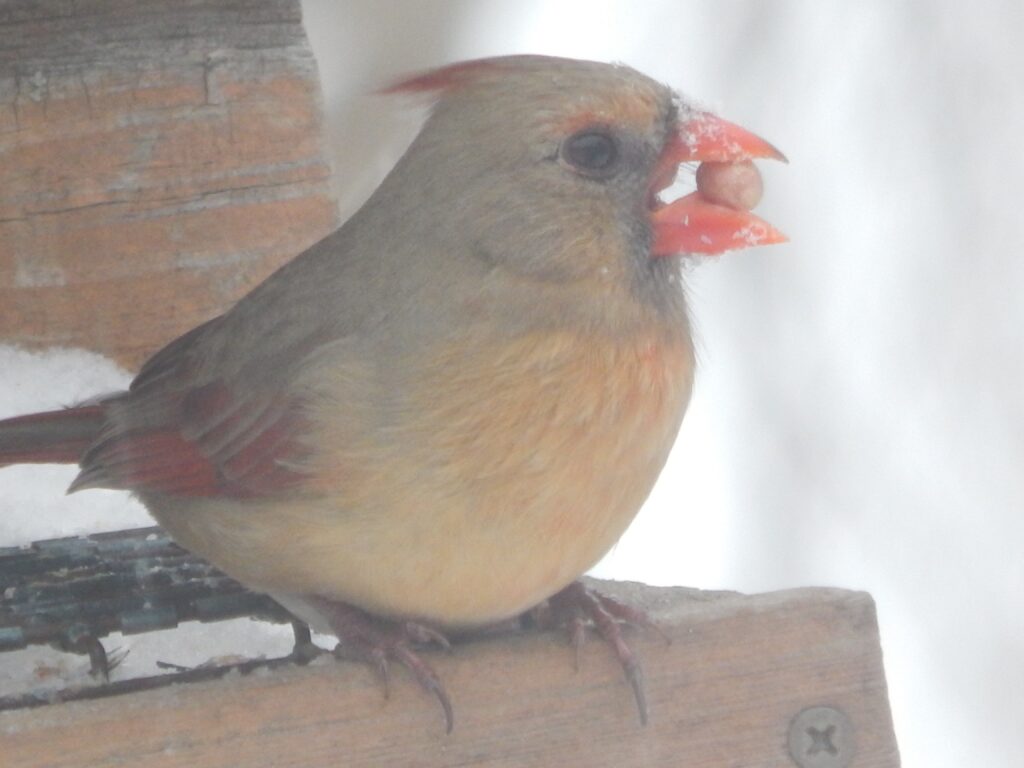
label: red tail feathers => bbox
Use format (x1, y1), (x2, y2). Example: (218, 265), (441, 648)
(0, 405), (105, 467)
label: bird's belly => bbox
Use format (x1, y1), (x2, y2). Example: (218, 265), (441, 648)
(152, 327), (693, 627)
(311, 328), (693, 625)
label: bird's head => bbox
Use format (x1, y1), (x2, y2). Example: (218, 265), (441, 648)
(382, 55), (785, 314)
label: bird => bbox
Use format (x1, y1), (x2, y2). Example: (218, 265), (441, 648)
(0, 55), (785, 731)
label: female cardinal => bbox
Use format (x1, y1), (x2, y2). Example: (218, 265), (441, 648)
(0, 55), (784, 730)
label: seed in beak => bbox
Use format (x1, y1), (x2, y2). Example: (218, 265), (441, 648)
(695, 160), (764, 212)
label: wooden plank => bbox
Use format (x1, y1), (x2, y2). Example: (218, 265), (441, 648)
(0, 582), (901, 767)
(0, 0), (337, 368)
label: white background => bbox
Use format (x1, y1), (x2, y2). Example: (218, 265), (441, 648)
(2, 2), (1021, 766)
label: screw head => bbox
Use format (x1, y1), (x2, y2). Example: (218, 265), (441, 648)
(787, 706), (855, 768)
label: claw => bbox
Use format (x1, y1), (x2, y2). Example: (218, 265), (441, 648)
(305, 596), (454, 733)
(587, 594), (649, 726)
(403, 621), (453, 652)
(595, 593), (671, 645)
(569, 616), (586, 672)
(544, 581), (657, 726)
(367, 646), (391, 699)
(393, 644), (454, 733)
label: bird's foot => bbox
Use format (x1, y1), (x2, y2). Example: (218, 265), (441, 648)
(531, 581), (666, 726)
(303, 596), (454, 732)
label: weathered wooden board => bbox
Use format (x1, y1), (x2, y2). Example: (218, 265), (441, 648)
(0, 0), (337, 368)
(0, 582), (901, 767)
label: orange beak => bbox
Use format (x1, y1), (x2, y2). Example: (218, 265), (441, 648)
(649, 112), (787, 256)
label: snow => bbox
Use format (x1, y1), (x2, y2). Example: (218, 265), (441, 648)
(2, 3), (1022, 767)
(0, 347), (148, 542)
(0, 347), (304, 695)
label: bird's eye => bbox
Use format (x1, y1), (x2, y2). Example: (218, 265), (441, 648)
(561, 130), (619, 177)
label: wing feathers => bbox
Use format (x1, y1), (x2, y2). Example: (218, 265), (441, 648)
(73, 384), (312, 499)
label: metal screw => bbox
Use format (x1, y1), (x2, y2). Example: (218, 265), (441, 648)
(787, 706), (855, 768)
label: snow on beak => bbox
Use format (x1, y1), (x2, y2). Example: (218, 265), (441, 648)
(649, 111), (787, 256)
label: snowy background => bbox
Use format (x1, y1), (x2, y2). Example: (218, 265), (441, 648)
(2, 2), (1022, 766)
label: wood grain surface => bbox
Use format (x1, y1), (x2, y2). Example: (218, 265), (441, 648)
(0, 581), (901, 767)
(0, 0), (338, 368)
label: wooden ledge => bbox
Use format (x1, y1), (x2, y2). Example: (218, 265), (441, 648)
(0, 0), (338, 369)
(0, 581), (900, 767)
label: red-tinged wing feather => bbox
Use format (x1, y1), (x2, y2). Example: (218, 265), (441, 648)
(68, 309), (318, 500)
(72, 382), (313, 499)
(75, 430), (219, 495)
